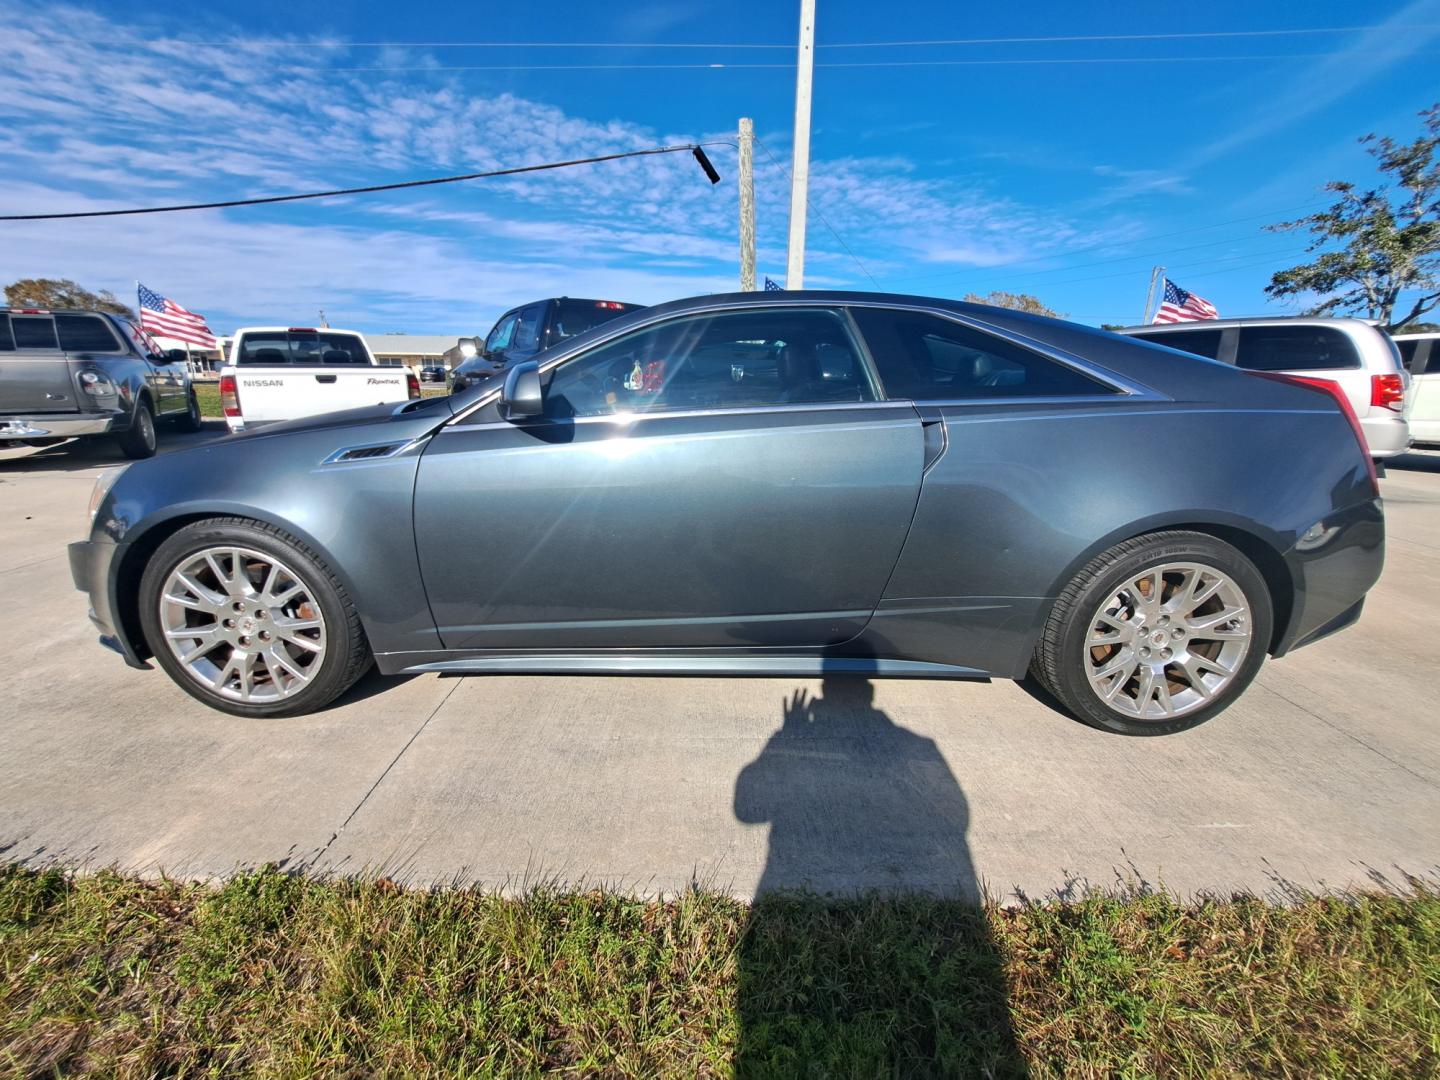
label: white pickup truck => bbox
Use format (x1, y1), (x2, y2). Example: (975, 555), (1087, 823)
(219, 326), (418, 431)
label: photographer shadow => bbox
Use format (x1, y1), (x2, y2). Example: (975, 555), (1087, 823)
(732, 669), (1026, 1076)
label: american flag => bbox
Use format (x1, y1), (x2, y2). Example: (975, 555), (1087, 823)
(137, 283), (217, 348)
(764, 276), (784, 291)
(1153, 279), (1218, 324)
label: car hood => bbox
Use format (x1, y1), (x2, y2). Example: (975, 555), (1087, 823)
(230, 395), (457, 441)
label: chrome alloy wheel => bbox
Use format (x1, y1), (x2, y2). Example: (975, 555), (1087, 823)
(159, 546), (327, 703)
(1083, 562), (1252, 721)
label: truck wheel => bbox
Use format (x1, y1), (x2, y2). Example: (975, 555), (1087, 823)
(173, 389), (204, 432)
(115, 398), (157, 459)
(138, 518), (372, 718)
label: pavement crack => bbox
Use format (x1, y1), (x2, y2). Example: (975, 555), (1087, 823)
(313, 679), (461, 866)
(1257, 680), (1438, 787)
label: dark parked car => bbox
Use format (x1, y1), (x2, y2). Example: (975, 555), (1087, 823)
(70, 292), (1384, 735)
(449, 296), (642, 390)
(418, 365), (447, 383)
(2, 307), (202, 459)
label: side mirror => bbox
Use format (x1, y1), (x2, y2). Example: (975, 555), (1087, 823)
(500, 360), (543, 419)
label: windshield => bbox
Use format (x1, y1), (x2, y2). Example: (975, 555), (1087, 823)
(237, 331), (371, 365)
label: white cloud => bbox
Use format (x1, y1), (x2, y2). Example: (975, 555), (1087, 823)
(0, 1), (1100, 329)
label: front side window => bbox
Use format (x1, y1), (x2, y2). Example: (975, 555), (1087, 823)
(1234, 325), (1359, 372)
(512, 304), (545, 352)
(55, 314), (122, 353)
(542, 308), (874, 418)
(1131, 328), (1224, 360)
(486, 313), (519, 355)
(10, 316), (59, 350)
(850, 307), (1116, 400)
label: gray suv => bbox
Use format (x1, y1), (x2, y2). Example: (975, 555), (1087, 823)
(0, 308), (201, 459)
(1117, 317), (1411, 462)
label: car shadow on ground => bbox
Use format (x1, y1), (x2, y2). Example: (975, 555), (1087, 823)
(0, 420), (231, 474)
(1388, 450), (1440, 474)
(732, 659), (1026, 1075)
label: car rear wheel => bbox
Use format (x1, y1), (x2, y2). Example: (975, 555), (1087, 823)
(1031, 531), (1272, 736)
(114, 398), (157, 459)
(138, 518), (371, 718)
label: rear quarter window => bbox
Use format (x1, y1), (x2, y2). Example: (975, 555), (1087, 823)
(1234, 325), (1359, 371)
(55, 314), (122, 352)
(10, 316), (59, 350)
(0, 315), (13, 351)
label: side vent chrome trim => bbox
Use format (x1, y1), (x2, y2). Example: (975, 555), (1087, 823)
(321, 439), (418, 465)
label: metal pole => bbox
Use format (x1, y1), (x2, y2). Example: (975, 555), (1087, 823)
(738, 118), (757, 291)
(785, 0), (816, 289)
(1142, 266), (1165, 324)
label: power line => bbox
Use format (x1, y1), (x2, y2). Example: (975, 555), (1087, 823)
(0, 144), (723, 222)
(323, 53), (1380, 72)
(751, 135), (879, 288)
(42, 25), (1432, 49)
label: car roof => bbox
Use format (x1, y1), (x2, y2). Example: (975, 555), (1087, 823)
(0, 307), (125, 317)
(1115, 316), (1379, 333)
(232, 326), (366, 334)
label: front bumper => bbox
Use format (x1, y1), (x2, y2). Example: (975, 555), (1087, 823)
(68, 538), (150, 669)
(1, 413), (117, 440)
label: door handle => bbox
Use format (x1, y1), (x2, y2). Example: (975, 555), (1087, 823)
(315, 374), (337, 384)
(921, 419), (947, 473)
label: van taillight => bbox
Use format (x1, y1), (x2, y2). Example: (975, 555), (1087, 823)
(220, 374), (240, 418)
(406, 372), (420, 399)
(1251, 371), (1378, 496)
(1371, 373), (1404, 411)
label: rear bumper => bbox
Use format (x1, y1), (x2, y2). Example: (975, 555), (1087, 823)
(1, 413), (117, 439)
(68, 538), (150, 669)
(1360, 412), (1411, 459)
(1273, 497), (1385, 657)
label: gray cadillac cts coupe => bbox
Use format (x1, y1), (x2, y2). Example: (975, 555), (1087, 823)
(70, 292), (1384, 736)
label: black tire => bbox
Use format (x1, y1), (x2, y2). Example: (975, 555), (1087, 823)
(115, 397), (157, 459)
(172, 389), (203, 432)
(138, 518), (372, 718)
(1030, 530), (1273, 736)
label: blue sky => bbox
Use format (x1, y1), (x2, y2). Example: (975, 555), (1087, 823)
(1, 0), (1438, 335)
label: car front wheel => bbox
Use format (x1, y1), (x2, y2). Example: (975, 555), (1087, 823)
(1031, 531), (1272, 736)
(138, 518), (371, 718)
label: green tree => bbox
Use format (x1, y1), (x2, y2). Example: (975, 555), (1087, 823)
(961, 290), (1064, 318)
(4, 277), (135, 319)
(1264, 105), (1440, 332)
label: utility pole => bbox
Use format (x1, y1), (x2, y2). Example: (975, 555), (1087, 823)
(785, 0), (816, 289)
(738, 118), (757, 291)
(319, 309), (329, 328)
(1141, 266), (1164, 325)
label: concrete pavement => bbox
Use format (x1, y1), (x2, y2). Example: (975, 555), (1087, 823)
(2, 425), (1437, 900)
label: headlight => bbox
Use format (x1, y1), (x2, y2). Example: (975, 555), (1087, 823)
(88, 464), (130, 524)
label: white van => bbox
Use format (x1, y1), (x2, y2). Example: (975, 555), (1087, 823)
(1117, 317), (1411, 462)
(1394, 332), (1440, 449)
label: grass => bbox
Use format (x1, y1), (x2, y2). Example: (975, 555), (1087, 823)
(2, 867), (1437, 1076)
(191, 382), (448, 420)
(192, 382), (221, 419)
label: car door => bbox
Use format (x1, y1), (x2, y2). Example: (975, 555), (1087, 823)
(118, 318), (186, 414)
(413, 305), (925, 651)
